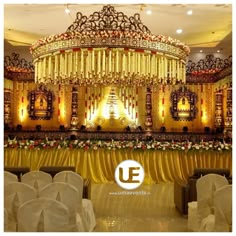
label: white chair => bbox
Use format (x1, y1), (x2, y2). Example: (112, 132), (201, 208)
(39, 182), (85, 231)
(17, 197), (75, 232)
(200, 185), (232, 232)
(21, 170), (52, 192)
(4, 182), (37, 231)
(53, 171), (96, 231)
(188, 174), (228, 232)
(4, 171), (18, 185)
(4, 208), (9, 232)
(53, 171), (83, 198)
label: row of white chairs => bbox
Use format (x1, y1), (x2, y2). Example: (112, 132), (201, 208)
(188, 173), (232, 232)
(4, 170), (96, 232)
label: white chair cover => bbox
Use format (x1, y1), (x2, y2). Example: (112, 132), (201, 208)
(53, 171), (96, 231)
(200, 185), (232, 232)
(17, 197), (74, 232)
(39, 182), (85, 231)
(4, 171), (18, 185)
(81, 198), (96, 232)
(188, 174), (228, 232)
(4, 182), (37, 231)
(197, 174), (228, 220)
(4, 208), (8, 232)
(21, 170), (52, 192)
(53, 171), (83, 198)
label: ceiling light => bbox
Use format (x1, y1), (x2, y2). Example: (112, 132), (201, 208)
(200, 50), (203, 53)
(146, 10), (152, 15)
(187, 10), (193, 15)
(217, 50), (220, 53)
(176, 29), (183, 34)
(65, 7), (70, 14)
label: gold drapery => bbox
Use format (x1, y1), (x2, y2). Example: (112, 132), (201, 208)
(4, 148), (232, 184)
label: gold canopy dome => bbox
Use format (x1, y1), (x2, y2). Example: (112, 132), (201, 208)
(30, 5), (190, 87)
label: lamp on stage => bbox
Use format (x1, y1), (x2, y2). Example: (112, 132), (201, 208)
(30, 5), (189, 87)
(136, 126), (143, 132)
(79, 125), (86, 131)
(125, 126), (131, 132)
(59, 125), (65, 131)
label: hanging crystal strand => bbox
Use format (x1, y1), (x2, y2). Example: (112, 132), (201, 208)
(97, 50), (101, 78)
(108, 49), (112, 74)
(168, 59), (171, 79)
(116, 49), (119, 74)
(88, 50), (92, 78)
(128, 87), (130, 115)
(122, 51), (126, 77)
(68, 51), (73, 78)
(150, 53), (153, 78)
(130, 50), (134, 76)
(81, 50), (84, 78)
(64, 52), (68, 79)
(133, 51), (136, 76)
(157, 57), (160, 80)
(127, 50), (130, 75)
(37, 59), (42, 82)
(75, 51), (78, 75)
(60, 54), (64, 80)
(34, 59), (38, 83)
(146, 53), (149, 77)
(54, 54), (58, 81)
(183, 63), (186, 83)
(102, 49), (106, 77)
(164, 57), (168, 79)
(137, 52), (140, 75)
(112, 50), (115, 77)
(155, 55), (158, 79)
(91, 49), (95, 73)
(180, 61), (183, 83)
(42, 57), (46, 79)
(48, 55), (51, 79)
(85, 50), (89, 79)
(143, 53), (147, 77)
(160, 56), (164, 80)
(155, 54), (158, 79)
(140, 54), (144, 76)
(176, 60), (180, 82)
(172, 59), (175, 80)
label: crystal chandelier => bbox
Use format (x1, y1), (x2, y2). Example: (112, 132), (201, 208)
(30, 5), (190, 87)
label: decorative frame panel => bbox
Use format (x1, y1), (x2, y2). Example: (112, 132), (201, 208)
(170, 86), (197, 121)
(27, 84), (54, 120)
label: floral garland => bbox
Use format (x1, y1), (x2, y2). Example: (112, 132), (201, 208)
(5, 66), (34, 73)
(30, 30), (190, 55)
(190, 68), (221, 75)
(4, 138), (231, 152)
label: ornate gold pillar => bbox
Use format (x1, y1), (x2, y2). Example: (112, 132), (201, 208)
(4, 89), (12, 128)
(225, 84), (232, 136)
(70, 87), (79, 130)
(145, 87), (153, 134)
(214, 90), (223, 132)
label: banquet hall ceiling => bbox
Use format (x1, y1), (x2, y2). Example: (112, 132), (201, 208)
(4, 4), (232, 54)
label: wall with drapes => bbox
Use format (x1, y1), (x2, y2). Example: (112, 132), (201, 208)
(5, 81), (222, 132)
